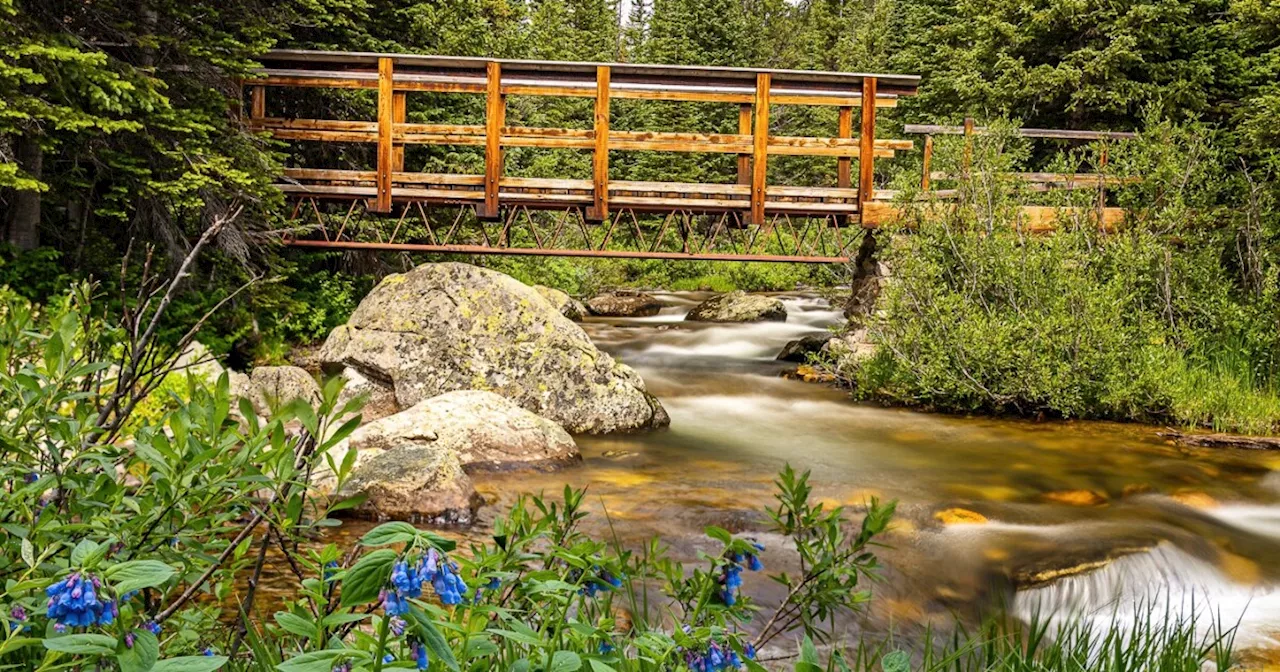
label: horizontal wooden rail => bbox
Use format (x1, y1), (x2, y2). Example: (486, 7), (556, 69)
(904, 123), (1137, 141)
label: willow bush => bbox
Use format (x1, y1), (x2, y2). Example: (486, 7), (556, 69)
(846, 121), (1280, 434)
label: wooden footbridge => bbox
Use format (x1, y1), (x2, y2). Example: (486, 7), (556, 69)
(247, 50), (1131, 263)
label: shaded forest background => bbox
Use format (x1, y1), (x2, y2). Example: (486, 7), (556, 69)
(1, 0), (1278, 366)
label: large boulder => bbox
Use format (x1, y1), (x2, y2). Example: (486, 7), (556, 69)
(317, 263), (668, 434)
(586, 290), (664, 317)
(534, 285), (587, 321)
(332, 390), (579, 474)
(686, 291), (787, 323)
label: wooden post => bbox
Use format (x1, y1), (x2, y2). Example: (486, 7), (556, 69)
(751, 73), (770, 226)
(392, 91), (407, 172)
(1097, 145), (1108, 222)
(483, 61), (505, 220)
(375, 57), (394, 214)
(962, 116), (975, 177)
(921, 134), (934, 191)
(736, 104), (752, 185)
(587, 65), (611, 222)
(837, 106), (853, 189)
(858, 77), (877, 212)
(250, 86), (266, 119)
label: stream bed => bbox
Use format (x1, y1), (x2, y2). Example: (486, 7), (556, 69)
(330, 291), (1280, 657)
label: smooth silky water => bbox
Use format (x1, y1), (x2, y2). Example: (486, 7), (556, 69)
(322, 292), (1280, 656)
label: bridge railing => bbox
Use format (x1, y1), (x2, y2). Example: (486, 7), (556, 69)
(902, 120), (1139, 230)
(244, 50), (920, 226)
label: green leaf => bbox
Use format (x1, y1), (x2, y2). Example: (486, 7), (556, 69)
(106, 560), (176, 595)
(490, 629), (544, 646)
(274, 611), (317, 639)
(117, 630), (160, 672)
(800, 636), (820, 665)
(548, 651), (582, 672)
(276, 650), (351, 672)
(407, 606), (460, 672)
(359, 522), (419, 547)
(881, 650), (910, 672)
(507, 660), (531, 672)
(152, 655), (230, 671)
(0, 637), (41, 655)
(21, 538), (34, 567)
(587, 659), (617, 672)
(43, 633), (118, 655)
(704, 526), (733, 544)
(339, 549), (397, 607)
(71, 539), (103, 567)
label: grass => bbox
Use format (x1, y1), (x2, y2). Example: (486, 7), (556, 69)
(841, 608), (1237, 672)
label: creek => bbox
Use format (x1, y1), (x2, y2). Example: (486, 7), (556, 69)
(334, 291), (1280, 656)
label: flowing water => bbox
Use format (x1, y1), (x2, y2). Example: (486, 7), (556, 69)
(334, 291), (1280, 656)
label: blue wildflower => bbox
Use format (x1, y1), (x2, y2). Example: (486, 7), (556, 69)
(203, 648), (216, 656)
(430, 561), (466, 606)
(45, 573), (115, 629)
(383, 654), (395, 664)
(413, 640), (430, 670)
(323, 561), (340, 583)
(389, 616), (406, 636)
(599, 641), (615, 655)
(145, 621), (162, 635)
(125, 632), (136, 648)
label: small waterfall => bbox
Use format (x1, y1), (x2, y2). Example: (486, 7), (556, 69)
(1013, 541), (1280, 650)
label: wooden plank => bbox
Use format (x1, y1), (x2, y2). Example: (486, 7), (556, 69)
(767, 185), (859, 198)
(392, 172), (485, 186)
(752, 73), (770, 225)
(612, 180), (750, 196)
(501, 126), (592, 138)
(283, 168), (376, 182)
(610, 89), (753, 104)
(259, 129), (377, 143)
(395, 188), (485, 201)
(904, 124), (1137, 141)
(253, 118), (378, 132)
(588, 65), (611, 221)
(250, 86), (266, 118)
(921, 135), (933, 191)
(483, 61), (504, 219)
(858, 77), (877, 206)
(771, 94), (896, 108)
(392, 91), (407, 172)
(837, 106), (853, 189)
(258, 75), (376, 89)
(737, 104), (752, 185)
(375, 57), (394, 213)
(611, 196), (749, 210)
(501, 177), (592, 190)
(500, 135), (594, 149)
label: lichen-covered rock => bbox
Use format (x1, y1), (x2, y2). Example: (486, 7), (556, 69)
(336, 367), (398, 423)
(534, 285), (587, 321)
(686, 291), (787, 323)
(776, 333), (835, 362)
(243, 366), (322, 414)
(318, 262), (668, 434)
(586, 290), (664, 317)
(333, 390), (578, 474)
(325, 439), (481, 524)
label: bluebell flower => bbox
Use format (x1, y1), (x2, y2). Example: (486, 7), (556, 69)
(45, 573), (115, 629)
(430, 562), (466, 606)
(599, 641), (615, 654)
(413, 640), (430, 670)
(145, 621), (162, 635)
(323, 561), (340, 583)
(203, 647), (216, 656)
(383, 654), (395, 664)
(389, 616), (407, 636)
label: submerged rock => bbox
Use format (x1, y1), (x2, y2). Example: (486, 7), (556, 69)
(317, 262), (668, 434)
(933, 508), (989, 525)
(534, 285), (587, 321)
(776, 333), (835, 362)
(586, 290), (664, 317)
(685, 291), (787, 323)
(1042, 489), (1108, 506)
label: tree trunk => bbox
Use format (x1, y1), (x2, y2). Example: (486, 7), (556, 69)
(7, 135), (42, 250)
